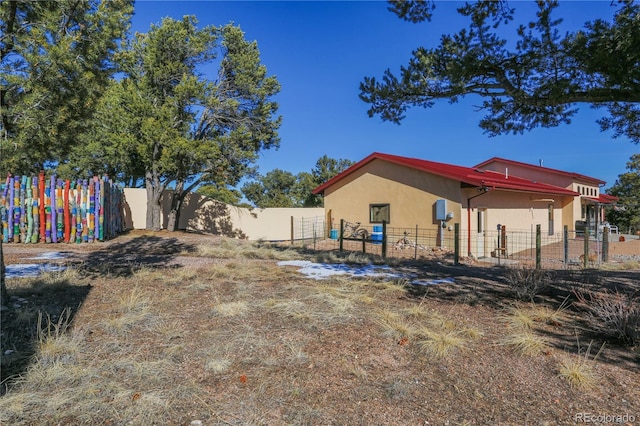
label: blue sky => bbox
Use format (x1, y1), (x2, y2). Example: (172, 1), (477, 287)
(131, 0), (638, 190)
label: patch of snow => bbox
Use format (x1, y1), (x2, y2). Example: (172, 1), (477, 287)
(412, 277), (456, 286)
(5, 263), (67, 278)
(277, 260), (455, 286)
(277, 260), (400, 280)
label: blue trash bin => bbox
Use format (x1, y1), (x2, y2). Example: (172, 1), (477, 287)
(371, 225), (383, 244)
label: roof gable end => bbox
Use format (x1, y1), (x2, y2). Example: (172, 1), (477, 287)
(475, 157), (605, 185)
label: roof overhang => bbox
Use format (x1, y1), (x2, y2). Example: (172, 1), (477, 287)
(583, 194), (619, 205)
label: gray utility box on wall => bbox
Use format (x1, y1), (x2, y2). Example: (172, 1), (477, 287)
(436, 199), (447, 221)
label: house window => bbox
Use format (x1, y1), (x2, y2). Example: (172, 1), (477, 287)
(369, 204), (390, 223)
(577, 185), (581, 194)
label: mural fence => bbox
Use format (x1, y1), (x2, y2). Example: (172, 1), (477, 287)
(1, 172), (124, 244)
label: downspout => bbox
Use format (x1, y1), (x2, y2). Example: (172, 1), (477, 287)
(467, 186), (491, 256)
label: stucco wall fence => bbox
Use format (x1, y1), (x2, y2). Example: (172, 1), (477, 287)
(123, 188), (324, 241)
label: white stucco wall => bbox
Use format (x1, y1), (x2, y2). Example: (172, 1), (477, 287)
(123, 188), (324, 241)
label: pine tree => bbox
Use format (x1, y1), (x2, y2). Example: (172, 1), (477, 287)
(360, 1), (640, 143)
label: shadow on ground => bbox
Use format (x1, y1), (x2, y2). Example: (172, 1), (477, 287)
(80, 234), (198, 277)
(1, 276), (92, 395)
(399, 260), (640, 371)
(1, 234), (197, 394)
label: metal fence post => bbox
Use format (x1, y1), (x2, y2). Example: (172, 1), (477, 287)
(602, 228), (609, 263)
(290, 216), (294, 245)
(584, 231), (589, 268)
(536, 224), (541, 269)
(454, 223), (460, 265)
(382, 220), (387, 258)
(339, 219), (344, 252)
(563, 225), (568, 265)
(414, 224), (418, 260)
(362, 231), (366, 253)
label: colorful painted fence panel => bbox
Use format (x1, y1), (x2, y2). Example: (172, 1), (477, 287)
(0, 173), (124, 243)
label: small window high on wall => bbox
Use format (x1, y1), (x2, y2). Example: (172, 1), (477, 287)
(370, 204), (390, 223)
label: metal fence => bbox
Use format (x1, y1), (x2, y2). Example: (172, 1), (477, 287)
(290, 217), (618, 268)
(290, 215), (326, 247)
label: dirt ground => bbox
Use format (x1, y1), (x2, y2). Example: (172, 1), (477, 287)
(1, 230), (639, 425)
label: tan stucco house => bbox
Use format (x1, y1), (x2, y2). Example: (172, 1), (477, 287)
(474, 157), (618, 234)
(312, 152), (616, 257)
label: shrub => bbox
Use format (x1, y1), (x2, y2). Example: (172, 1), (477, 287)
(505, 266), (552, 302)
(574, 289), (640, 345)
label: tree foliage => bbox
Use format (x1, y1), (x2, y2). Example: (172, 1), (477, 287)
(606, 154), (640, 234)
(311, 155), (355, 186)
(0, 0), (132, 306)
(0, 0), (134, 173)
(64, 16), (281, 230)
(361, 0), (640, 143)
(242, 155), (354, 208)
(196, 184), (250, 208)
(242, 169), (301, 208)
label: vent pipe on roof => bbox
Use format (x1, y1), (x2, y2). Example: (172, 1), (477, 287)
(539, 159), (544, 167)
(505, 167), (508, 179)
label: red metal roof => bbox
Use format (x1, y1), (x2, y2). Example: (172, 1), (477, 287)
(585, 193), (619, 204)
(312, 152), (580, 197)
(474, 157), (606, 185)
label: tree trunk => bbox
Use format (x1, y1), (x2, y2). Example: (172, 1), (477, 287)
(1, 225), (7, 306)
(145, 171), (164, 231)
(167, 181), (186, 232)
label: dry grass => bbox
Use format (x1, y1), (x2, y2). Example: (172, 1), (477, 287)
(193, 240), (300, 261)
(416, 329), (467, 357)
(601, 259), (640, 271)
(558, 340), (604, 389)
(499, 305), (536, 330)
(500, 330), (550, 356)
(211, 301), (250, 317)
(35, 309), (82, 366)
(1, 233), (638, 425)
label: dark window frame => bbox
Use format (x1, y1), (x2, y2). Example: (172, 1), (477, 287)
(369, 203), (390, 224)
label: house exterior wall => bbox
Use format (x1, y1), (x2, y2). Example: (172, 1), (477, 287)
(464, 189), (572, 234)
(478, 159), (603, 230)
(462, 188), (574, 256)
(321, 158), (578, 257)
(322, 159), (463, 232)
